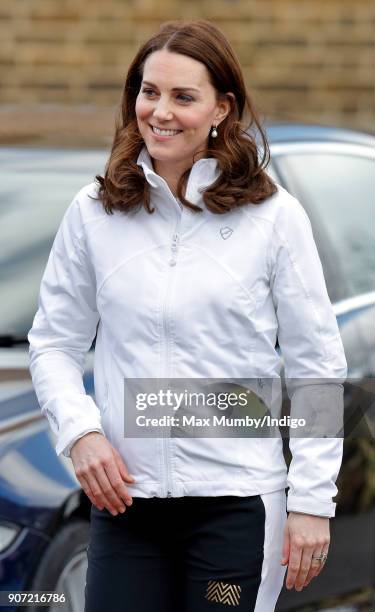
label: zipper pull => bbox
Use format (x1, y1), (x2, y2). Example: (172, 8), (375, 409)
(169, 233), (180, 266)
(171, 233), (179, 250)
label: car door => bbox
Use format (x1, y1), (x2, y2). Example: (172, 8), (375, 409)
(271, 141), (375, 609)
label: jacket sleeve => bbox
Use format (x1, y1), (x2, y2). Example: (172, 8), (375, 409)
(269, 194), (348, 518)
(28, 191), (104, 458)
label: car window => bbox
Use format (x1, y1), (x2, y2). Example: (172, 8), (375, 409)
(0, 149), (106, 339)
(277, 152), (375, 299)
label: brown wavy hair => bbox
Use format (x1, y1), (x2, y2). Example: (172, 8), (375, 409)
(95, 20), (277, 215)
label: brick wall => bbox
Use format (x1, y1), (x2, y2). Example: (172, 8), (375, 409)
(0, 0), (374, 145)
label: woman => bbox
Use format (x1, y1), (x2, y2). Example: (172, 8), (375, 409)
(28, 20), (347, 612)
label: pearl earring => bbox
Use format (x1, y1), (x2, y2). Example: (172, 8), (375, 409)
(211, 125), (218, 138)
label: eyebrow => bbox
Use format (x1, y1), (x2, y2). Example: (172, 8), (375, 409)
(141, 80), (201, 93)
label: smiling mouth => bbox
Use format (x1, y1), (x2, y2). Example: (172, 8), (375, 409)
(150, 125), (183, 136)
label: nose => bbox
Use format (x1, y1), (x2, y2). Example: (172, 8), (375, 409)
(152, 97), (173, 122)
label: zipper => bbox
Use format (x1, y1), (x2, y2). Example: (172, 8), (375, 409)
(169, 198), (181, 266)
(161, 207), (182, 497)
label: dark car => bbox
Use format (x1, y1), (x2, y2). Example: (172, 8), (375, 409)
(0, 123), (374, 612)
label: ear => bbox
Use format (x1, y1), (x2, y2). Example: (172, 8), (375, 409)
(215, 92), (235, 124)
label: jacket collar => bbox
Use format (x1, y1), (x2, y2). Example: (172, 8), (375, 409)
(136, 145), (221, 208)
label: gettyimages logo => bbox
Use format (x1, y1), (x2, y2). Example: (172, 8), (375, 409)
(122, 377), (374, 439)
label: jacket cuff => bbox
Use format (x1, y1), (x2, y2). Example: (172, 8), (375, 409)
(287, 494), (336, 518)
(54, 417), (104, 457)
(60, 427), (105, 458)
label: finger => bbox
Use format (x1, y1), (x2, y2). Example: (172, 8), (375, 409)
(84, 469), (120, 514)
(286, 543), (302, 590)
(93, 464), (126, 515)
(303, 563), (318, 587)
(303, 550), (323, 586)
(313, 547), (329, 577)
(280, 522), (290, 566)
(304, 560), (321, 586)
(104, 456), (133, 506)
(305, 546), (329, 585)
(294, 545), (314, 590)
(79, 474), (104, 510)
(112, 448), (135, 484)
(75, 451), (127, 514)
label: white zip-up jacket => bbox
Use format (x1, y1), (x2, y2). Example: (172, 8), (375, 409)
(28, 145), (347, 518)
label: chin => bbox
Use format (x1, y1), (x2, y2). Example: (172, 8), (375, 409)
(146, 143), (182, 158)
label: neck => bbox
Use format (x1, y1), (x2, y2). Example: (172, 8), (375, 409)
(151, 151), (207, 198)
(151, 159), (186, 197)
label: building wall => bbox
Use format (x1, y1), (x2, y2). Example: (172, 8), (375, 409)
(0, 0), (374, 144)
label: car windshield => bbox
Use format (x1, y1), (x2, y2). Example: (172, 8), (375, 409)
(0, 148), (107, 339)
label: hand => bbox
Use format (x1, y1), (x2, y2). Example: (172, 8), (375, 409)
(70, 432), (135, 516)
(280, 511), (330, 591)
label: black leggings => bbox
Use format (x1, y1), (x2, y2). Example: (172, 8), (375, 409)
(84, 494), (286, 612)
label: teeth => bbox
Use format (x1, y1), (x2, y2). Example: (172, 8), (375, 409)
(152, 126), (181, 136)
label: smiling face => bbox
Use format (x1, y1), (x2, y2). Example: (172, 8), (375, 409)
(135, 49), (231, 177)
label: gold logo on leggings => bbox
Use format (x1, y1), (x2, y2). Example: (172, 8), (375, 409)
(205, 580), (242, 606)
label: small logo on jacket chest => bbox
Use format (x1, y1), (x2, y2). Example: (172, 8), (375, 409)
(220, 226), (233, 240)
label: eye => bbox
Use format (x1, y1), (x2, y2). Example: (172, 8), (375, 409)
(141, 88), (194, 103)
(141, 88), (156, 97)
(177, 94), (194, 103)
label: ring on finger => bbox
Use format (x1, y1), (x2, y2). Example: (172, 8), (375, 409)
(312, 551), (328, 564)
